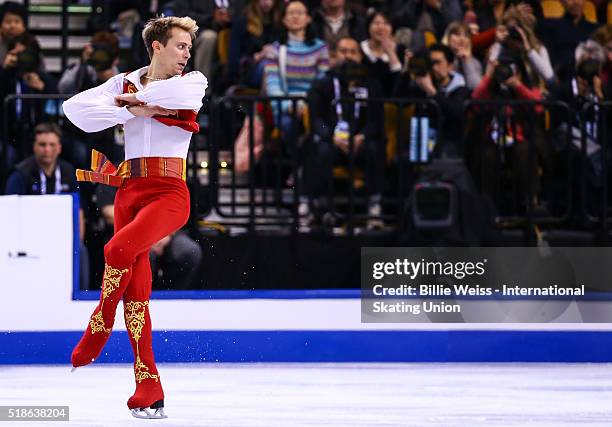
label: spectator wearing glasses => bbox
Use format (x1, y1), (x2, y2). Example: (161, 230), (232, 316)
(487, 5), (554, 89)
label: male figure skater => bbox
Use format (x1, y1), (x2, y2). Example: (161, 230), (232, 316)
(63, 16), (207, 419)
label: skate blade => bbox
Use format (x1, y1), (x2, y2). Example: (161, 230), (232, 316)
(131, 407), (168, 419)
(70, 367), (77, 373)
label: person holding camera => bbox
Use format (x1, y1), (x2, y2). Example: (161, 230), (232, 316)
(393, 43), (471, 159)
(1, 32), (54, 95)
(551, 40), (609, 217)
(487, 5), (554, 89)
(470, 47), (549, 209)
(0, 32), (57, 157)
(58, 32), (120, 95)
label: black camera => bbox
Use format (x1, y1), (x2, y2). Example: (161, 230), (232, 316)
(493, 61), (516, 86)
(576, 59), (600, 86)
(493, 50), (518, 82)
(87, 43), (115, 72)
(507, 26), (523, 43)
(16, 49), (41, 74)
(408, 52), (431, 77)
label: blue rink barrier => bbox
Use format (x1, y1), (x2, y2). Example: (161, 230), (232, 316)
(1, 330), (611, 364)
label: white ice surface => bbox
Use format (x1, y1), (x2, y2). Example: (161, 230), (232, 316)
(1, 363), (612, 426)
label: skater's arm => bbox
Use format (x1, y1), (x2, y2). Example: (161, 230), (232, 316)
(62, 75), (135, 133)
(133, 71), (208, 111)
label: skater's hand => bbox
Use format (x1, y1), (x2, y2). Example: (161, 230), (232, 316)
(101, 205), (114, 226)
(115, 93), (142, 107)
(127, 104), (178, 118)
(151, 235), (172, 256)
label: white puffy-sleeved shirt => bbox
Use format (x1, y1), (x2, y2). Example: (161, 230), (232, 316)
(62, 66), (208, 160)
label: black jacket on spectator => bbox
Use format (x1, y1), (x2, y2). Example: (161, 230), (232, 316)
(393, 71), (470, 157)
(311, 8), (368, 51)
(0, 66), (57, 153)
(309, 66), (384, 146)
(361, 42), (405, 97)
(551, 75), (611, 154)
(227, 14), (280, 84)
(5, 156), (77, 195)
(306, 65), (385, 196)
(539, 13), (598, 72)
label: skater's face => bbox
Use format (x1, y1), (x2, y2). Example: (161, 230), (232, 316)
(33, 132), (61, 168)
(153, 27), (192, 76)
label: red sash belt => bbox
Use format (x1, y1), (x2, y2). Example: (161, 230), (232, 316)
(76, 149), (186, 187)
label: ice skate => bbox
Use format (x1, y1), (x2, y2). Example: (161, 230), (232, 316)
(130, 399), (167, 419)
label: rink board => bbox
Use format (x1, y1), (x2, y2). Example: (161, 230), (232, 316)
(2, 330), (612, 364)
(2, 195), (612, 364)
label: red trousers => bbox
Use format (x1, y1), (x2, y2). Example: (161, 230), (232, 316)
(72, 176), (190, 409)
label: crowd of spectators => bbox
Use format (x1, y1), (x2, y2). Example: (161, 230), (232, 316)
(1, 0), (612, 288)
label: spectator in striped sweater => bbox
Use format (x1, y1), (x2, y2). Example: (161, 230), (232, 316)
(263, 0), (330, 149)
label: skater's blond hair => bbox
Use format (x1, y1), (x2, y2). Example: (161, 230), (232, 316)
(142, 16), (198, 59)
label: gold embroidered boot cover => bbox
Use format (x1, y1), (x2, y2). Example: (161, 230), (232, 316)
(124, 300), (164, 409)
(71, 263), (131, 367)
